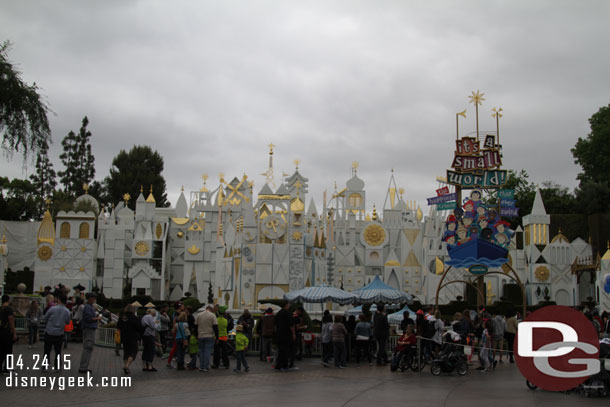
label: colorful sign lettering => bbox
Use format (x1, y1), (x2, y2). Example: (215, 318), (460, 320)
(446, 169), (507, 188)
(500, 198), (516, 208)
(497, 189), (515, 199)
(427, 193), (458, 205)
(451, 149), (502, 171)
(436, 186), (450, 196)
(500, 207), (519, 217)
(437, 201), (457, 210)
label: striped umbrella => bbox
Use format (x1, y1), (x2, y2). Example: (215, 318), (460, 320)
(283, 285), (357, 305)
(353, 275), (413, 304)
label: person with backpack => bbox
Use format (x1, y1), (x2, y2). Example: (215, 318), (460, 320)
(212, 306), (233, 369)
(78, 293), (102, 373)
(431, 310), (445, 357)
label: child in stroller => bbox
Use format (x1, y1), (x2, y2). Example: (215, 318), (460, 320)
(391, 325), (416, 372)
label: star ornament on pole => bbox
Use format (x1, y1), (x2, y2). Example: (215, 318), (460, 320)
(491, 107), (503, 118)
(468, 90), (485, 106)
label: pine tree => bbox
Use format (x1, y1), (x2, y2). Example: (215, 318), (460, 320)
(29, 139), (56, 216)
(208, 282), (214, 305)
(58, 116), (95, 196)
(102, 145), (169, 207)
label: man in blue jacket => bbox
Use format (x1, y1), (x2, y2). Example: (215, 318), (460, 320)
(42, 294), (71, 371)
(78, 293), (102, 373)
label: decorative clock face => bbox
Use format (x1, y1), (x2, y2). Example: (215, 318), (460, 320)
(363, 223), (386, 247)
(262, 214), (286, 240)
(134, 241), (149, 256)
(38, 246), (52, 261)
(535, 265), (550, 281)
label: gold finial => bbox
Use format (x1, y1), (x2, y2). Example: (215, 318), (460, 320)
(248, 180), (254, 189)
(1, 233), (6, 244)
(44, 198), (52, 209)
(352, 161), (359, 173)
(468, 90), (485, 106)
(456, 109), (467, 140)
(399, 187), (405, 198)
(372, 204), (378, 221)
(492, 107), (503, 147)
(294, 159), (300, 170)
(219, 173), (225, 183)
(140, 185), (143, 193)
(123, 193), (131, 204)
(491, 107), (503, 118)
(201, 174), (209, 192)
(268, 143), (275, 155)
(82, 183), (89, 194)
(468, 90), (485, 139)
(243, 173), (248, 181)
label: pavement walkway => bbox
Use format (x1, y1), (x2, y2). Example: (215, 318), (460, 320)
(1, 342), (607, 407)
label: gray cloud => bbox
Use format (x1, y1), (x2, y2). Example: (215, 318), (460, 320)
(2, 1), (609, 214)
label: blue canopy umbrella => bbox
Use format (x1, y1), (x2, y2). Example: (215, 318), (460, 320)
(388, 305), (417, 325)
(283, 285), (357, 305)
(353, 275), (413, 304)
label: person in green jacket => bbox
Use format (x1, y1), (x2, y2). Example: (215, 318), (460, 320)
(233, 324), (249, 372)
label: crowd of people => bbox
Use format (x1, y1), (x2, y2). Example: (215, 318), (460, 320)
(1, 288), (610, 377)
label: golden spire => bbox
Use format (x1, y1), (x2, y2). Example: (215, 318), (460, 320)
(352, 161), (359, 174)
(82, 183), (89, 194)
(140, 185), (143, 193)
(294, 159), (300, 170)
(146, 185), (156, 203)
(268, 143), (275, 155)
(44, 198), (52, 209)
(201, 174), (209, 192)
(468, 90), (485, 139)
(456, 109), (466, 140)
(219, 173), (225, 184)
(492, 107), (503, 147)
(123, 193), (131, 205)
(468, 90), (485, 106)
(1, 233), (7, 244)
(399, 187), (405, 199)
(372, 204), (378, 221)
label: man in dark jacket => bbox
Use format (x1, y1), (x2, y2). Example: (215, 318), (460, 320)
(258, 308), (275, 361)
(274, 302), (295, 371)
(373, 304), (389, 365)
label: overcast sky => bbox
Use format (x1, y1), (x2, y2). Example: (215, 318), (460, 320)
(2, 1), (609, 214)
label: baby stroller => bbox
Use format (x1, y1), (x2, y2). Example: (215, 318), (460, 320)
(581, 343), (610, 397)
(430, 331), (468, 376)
